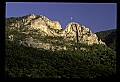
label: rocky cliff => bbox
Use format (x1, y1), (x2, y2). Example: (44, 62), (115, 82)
(61, 22), (105, 45)
(6, 14), (105, 51)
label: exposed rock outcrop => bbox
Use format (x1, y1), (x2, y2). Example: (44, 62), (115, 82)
(6, 14), (105, 51)
(62, 22), (105, 45)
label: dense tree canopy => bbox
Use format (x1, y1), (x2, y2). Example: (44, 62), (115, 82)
(5, 17), (116, 78)
(5, 39), (116, 78)
(95, 29), (116, 51)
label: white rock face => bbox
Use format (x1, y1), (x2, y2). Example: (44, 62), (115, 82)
(62, 22), (105, 45)
(27, 14), (37, 19)
(20, 37), (67, 51)
(7, 14), (106, 51)
(64, 22), (81, 33)
(47, 21), (62, 30)
(27, 15), (62, 30)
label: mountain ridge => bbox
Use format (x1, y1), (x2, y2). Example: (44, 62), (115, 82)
(5, 14), (116, 78)
(6, 14), (105, 51)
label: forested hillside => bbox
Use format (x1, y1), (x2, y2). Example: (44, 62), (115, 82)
(5, 39), (116, 78)
(5, 15), (116, 78)
(95, 29), (116, 51)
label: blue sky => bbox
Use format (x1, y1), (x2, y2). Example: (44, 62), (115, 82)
(6, 2), (117, 33)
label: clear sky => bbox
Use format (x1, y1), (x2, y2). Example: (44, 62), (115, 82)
(6, 2), (117, 33)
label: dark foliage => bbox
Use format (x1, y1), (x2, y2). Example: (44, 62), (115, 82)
(95, 29), (116, 51)
(5, 40), (116, 78)
(5, 17), (116, 78)
(104, 31), (116, 51)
